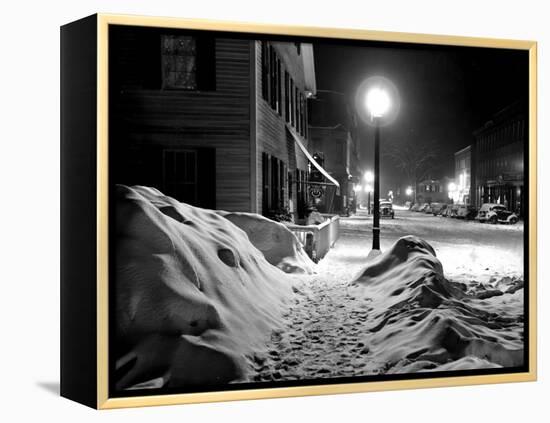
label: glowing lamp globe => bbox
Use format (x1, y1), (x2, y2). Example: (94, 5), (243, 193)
(366, 88), (391, 118)
(355, 75), (400, 127)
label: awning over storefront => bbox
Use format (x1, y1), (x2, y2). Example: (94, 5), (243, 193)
(286, 124), (340, 195)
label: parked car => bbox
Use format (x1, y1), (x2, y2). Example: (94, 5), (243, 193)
(430, 202), (448, 216)
(476, 203), (519, 224)
(380, 200), (395, 219)
(419, 203), (430, 212)
(404, 201), (412, 209)
(448, 204), (460, 218)
(410, 202), (421, 212)
(455, 204), (477, 220)
(440, 206), (452, 217)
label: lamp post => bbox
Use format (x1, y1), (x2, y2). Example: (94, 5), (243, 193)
(366, 87), (391, 250)
(355, 76), (399, 252)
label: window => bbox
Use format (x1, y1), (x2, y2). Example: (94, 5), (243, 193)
(284, 71), (290, 123)
(159, 34), (216, 91)
(161, 35), (197, 89)
(295, 86), (300, 133)
(262, 152), (287, 214)
(162, 148), (216, 208)
(261, 42), (283, 115)
(290, 79), (295, 126)
(270, 46), (277, 109)
(276, 58), (282, 115)
(261, 42), (270, 101)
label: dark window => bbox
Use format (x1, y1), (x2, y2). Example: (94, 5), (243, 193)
(288, 171), (293, 198)
(271, 155), (280, 209)
(160, 34), (215, 91)
(270, 46), (277, 109)
(284, 71), (290, 123)
(290, 79), (295, 126)
(262, 42), (284, 116)
(162, 148), (215, 208)
(276, 58), (282, 116)
(261, 42), (270, 101)
(262, 152), (270, 214)
(295, 86), (300, 133)
(262, 152), (288, 214)
(161, 35), (196, 89)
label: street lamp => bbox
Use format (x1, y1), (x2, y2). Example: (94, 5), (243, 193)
(363, 170), (374, 183)
(356, 76), (400, 251)
(405, 186), (413, 197)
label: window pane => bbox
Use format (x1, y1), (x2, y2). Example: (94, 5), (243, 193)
(161, 35), (197, 90)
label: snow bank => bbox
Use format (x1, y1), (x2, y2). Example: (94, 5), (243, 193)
(350, 236), (524, 374)
(114, 185), (293, 390)
(217, 211), (315, 274)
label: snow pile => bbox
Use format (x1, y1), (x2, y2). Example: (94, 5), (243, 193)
(217, 211), (315, 274)
(114, 185), (293, 390)
(350, 236), (524, 374)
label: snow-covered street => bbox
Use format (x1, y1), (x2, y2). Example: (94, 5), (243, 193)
(341, 208), (524, 284)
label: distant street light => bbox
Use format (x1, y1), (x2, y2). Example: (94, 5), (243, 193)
(364, 170), (374, 183)
(364, 171), (374, 214)
(356, 76), (400, 251)
(364, 184), (373, 214)
(405, 186), (413, 197)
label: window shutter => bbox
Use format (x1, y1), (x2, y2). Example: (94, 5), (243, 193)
(196, 35), (216, 91)
(142, 30), (162, 89)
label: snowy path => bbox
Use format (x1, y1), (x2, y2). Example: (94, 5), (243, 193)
(250, 209), (525, 382)
(250, 224), (378, 381)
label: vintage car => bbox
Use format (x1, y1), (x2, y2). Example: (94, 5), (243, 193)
(455, 204), (477, 220)
(440, 206), (452, 217)
(419, 203), (431, 213)
(476, 203), (519, 224)
(448, 204), (460, 218)
(430, 202), (448, 216)
(379, 200), (395, 218)
(410, 202), (421, 212)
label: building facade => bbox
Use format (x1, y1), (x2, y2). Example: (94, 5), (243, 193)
(453, 145), (472, 205)
(308, 91), (361, 214)
(472, 101), (526, 216)
(109, 25), (325, 220)
(417, 177), (454, 204)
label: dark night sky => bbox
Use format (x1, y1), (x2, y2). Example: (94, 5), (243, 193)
(313, 40), (528, 193)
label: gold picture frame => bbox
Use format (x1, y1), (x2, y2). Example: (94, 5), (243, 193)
(61, 13), (537, 409)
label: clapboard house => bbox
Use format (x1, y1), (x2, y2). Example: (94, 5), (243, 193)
(109, 25), (324, 219)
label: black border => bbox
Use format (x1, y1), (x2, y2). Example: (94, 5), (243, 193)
(60, 14), (98, 409)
